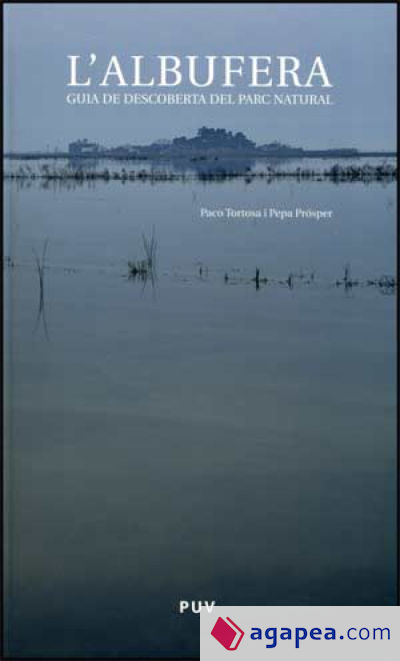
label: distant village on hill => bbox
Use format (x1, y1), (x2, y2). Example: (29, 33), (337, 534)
(5, 127), (396, 160)
(68, 127), (361, 159)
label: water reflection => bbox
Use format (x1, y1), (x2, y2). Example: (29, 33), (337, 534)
(32, 240), (50, 341)
(4, 155), (397, 189)
(4, 172), (397, 657)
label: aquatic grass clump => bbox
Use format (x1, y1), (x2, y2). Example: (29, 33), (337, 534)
(251, 267), (268, 290)
(128, 226), (158, 282)
(367, 274), (397, 295)
(335, 262), (359, 289)
(128, 259), (150, 278)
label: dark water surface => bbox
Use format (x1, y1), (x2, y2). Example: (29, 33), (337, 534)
(4, 173), (396, 657)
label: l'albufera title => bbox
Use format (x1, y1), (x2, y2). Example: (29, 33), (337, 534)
(67, 55), (333, 88)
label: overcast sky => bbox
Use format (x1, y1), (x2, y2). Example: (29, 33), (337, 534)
(4, 3), (397, 151)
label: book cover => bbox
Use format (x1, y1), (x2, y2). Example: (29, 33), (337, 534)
(3, 2), (397, 658)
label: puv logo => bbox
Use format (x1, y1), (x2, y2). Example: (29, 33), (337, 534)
(179, 600), (216, 614)
(211, 617), (245, 651)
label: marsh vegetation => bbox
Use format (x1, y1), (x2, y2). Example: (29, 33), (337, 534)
(3, 161), (397, 184)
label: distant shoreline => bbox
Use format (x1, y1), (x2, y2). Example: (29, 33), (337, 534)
(2, 151), (397, 161)
(3, 162), (397, 184)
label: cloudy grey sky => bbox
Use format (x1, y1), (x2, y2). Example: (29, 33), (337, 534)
(4, 2), (397, 151)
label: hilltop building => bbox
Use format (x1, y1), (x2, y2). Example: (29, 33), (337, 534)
(68, 139), (101, 157)
(172, 127), (257, 153)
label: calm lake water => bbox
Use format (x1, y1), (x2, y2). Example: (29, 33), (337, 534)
(4, 164), (397, 657)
